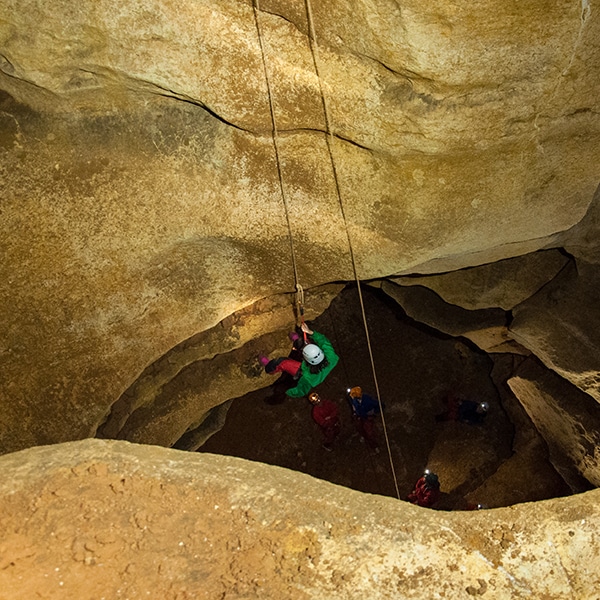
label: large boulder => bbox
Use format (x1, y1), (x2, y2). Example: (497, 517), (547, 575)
(391, 249), (569, 311)
(508, 356), (600, 487)
(377, 279), (526, 354)
(1, 438), (599, 599)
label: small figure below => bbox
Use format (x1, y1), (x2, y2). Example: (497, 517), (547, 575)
(435, 392), (489, 425)
(347, 386), (383, 451)
(308, 392), (341, 451)
(464, 502), (487, 511)
(407, 470), (441, 508)
(285, 324), (339, 398)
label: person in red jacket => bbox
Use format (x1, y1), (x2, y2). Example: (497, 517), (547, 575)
(308, 392), (341, 451)
(259, 355), (302, 379)
(259, 330), (304, 379)
(407, 470), (441, 508)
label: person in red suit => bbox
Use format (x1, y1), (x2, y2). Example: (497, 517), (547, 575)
(259, 330), (304, 379)
(407, 470), (441, 508)
(308, 392), (341, 451)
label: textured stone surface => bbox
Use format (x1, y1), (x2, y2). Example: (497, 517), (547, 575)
(1, 439), (599, 599)
(2, 0), (600, 453)
(552, 182), (600, 264)
(1, 3), (600, 595)
(510, 260), (600, 403)
(392, 249), (570, 311)
(508, 356), (600, 487)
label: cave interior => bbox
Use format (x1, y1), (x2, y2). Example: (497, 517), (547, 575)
(189, 283), (582, 508)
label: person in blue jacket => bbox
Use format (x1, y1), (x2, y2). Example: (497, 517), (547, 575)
(347, 386), (383, 451)
(435, 391), (489, 425)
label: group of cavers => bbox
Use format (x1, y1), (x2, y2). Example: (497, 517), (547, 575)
(259, 324), (382, 450)
(260, 324), (491, 509)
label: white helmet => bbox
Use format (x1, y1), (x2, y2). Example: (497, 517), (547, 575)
(478, 402), (489, 413)
(302, 344), (325, 366)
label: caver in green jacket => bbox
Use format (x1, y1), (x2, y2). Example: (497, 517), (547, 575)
(285, 331), (339, 398)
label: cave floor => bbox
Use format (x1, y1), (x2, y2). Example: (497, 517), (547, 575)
(199, 285), (572, 509)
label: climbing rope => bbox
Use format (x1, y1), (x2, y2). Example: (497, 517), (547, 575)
(253, 0), (401, 500)
(295, 283), (309, 343)
(252, 0), (304, 327)
(303, 0), (402, 500)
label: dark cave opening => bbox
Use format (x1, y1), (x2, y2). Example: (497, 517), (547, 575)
(198, 284), (573, 508)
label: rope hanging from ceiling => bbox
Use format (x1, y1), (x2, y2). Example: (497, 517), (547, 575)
(252, 0), (401, 500)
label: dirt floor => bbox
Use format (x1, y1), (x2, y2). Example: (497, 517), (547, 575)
(200, 285), (572, 508)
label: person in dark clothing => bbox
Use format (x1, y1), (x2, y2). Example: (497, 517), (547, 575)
(457, 400), (488, 424)
(308, 392), (341, 451)
(435, 392), (489, 424)
(347, 386), (382, 451)
(465, 502), (487, 511)
(407, 471), (441, 508)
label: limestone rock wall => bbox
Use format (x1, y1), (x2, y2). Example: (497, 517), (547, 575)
(377, 278), (524, 354)
(1, 0), (600, 456)
(2, 3), (600, 594)
(391, 249), (570, 311)
(1, 439), (599, 599)
(508, 356), (600, 487)
(510, 260), (600, 403)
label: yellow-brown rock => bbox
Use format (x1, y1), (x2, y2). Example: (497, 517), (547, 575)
(1, 439), (600, 599)
(2, 0), (600, 453)
(511, 260), (600, 402)
(508, 356), (600, 486)
(392, 250), (569, 311)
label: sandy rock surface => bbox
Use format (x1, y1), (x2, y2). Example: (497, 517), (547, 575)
(1, 439), (599, 599)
